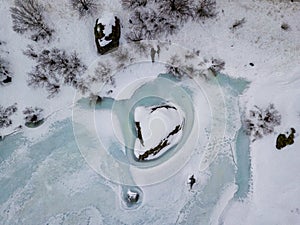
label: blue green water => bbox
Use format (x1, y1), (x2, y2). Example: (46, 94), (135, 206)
(217, 72), (251, 199)
(95, 75), (195, 168)
(234, 127), (251, 199)
(0, 72), (252, 224)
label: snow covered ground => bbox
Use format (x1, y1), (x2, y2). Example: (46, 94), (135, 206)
(0, 0), (300, 224)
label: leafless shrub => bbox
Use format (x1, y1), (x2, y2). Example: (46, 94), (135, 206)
(165, 55), (186, 79)
(74, 78), (89, 95)
(92, 62), (115, 85)
(112, 48), (132, 66)
(24, 46), (87, 98)
(125, 0), (217, 42)
(0, 57), (11, 85)
(23, 107), (44, 124)
(0, 57), (9, 78)
(46, 83), (61, 98)
(127, 7), (178, 41)
(209, 58), (225, 75)
(244, 104), (281, 141)
(0, 41), (11, 85)
(122, 0), (147, 9)
(10, 0), (54, 42)
(158, 0), (192, 23)
(230, 17), (246, 32)
(192, 0), (217, 21)
(0, 103), (18, 128)
(71, 0), (98, 17)
(131, 41), (150, 57)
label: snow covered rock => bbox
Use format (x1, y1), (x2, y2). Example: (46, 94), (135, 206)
(94, 13), (121, 55)
(23, 107), (44, 128)
(126, 189), (139, 203)
(134, 103), (184, 161)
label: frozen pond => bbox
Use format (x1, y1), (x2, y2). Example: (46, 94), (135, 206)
(0, 70), (251, 224)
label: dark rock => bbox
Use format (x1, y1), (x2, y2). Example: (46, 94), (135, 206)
(96, 95), (102, 104)
(30, 114), (38, 123)
(135, 121), (144, 146)
(281, 23), (290, 31)
(2, 76), (12, 84)
(151, 104), (176, 112)
(94, 16), (121, 55)
(276, 128), (296, 150)
(127, 190), (139, 203)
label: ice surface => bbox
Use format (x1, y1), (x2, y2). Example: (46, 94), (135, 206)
(1, 0), (300, 224)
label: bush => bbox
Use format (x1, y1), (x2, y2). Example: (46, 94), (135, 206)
(165, 55), (186, 79)
(157, 0), (192, 23)
(10, 0), (54, 42)
(23, 107), (44, 124)
(122, 0), (147, 9)
(0, 41), (12, 85)
(71, 0), (98, 17)
(124, 0), (217, 42)
(24, 46), (87, 97)
(192, 0), (217, 21)
(127, 8), (169, 41)
(93, 62), (114, 85)
(244, 104), (281, 141)
(124, 0), (190, 41)
(0, 103), (18, 128)
(0, 57), (12, 85)
(209, 58), (225, 75)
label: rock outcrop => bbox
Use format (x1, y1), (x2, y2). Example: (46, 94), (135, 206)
(94, 16), (121, 55)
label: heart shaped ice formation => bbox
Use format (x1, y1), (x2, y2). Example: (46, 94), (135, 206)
(134, 103), (184, 161)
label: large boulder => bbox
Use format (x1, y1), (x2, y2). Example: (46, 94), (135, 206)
(134, 103), (184, 161)
(94, 14), (121, 55)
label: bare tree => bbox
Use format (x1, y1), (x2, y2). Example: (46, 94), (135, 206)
(192, 0), (217, 21)
(0, 57), (9, 78)
(71, 0), (98, 17)
(122, 0), (147, 9)
(158, 0), (192, 23)
(46, 82), (61, 98)
(0, 57), (11, 85)
(124, 0), (217, 42)
(0, 41), (12, 85)
(0, 103), (18, 128)
(27, 70), (50, 88)
(10, 0), (54, 42)
(126, 8), (177, 41)
(24, 46), (87, 98)
(209, 58), (225, 75)
(74, 78), (89, 95)
(244, 104), (281, 141)
(165, 55), (186, 79)
(93, 62), (114, 85)
(131, 41), (150, 57)
(23, 107), (44, 124)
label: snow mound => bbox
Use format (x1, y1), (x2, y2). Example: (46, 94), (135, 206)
(134, 103), (184, 161)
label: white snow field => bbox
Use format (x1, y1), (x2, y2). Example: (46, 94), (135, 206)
(0, 0), (300, 224)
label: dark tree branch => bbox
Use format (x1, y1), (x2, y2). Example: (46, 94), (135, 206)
(10, 0), (54, 42)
